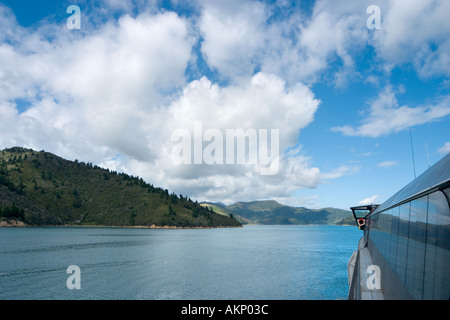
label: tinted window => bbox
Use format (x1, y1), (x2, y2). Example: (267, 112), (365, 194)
(395, 203), (410, 285)
(387, 206), (399, 273)
(405, 196), (428, 299)
(423, 191), (450, 299)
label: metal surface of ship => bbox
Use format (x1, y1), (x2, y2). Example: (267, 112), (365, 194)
(347, 153), (450, 300)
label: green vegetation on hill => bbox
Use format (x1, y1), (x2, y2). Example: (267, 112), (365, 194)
(219, 200), (353, 225)
(200, 202), (253, 225)
(0, 147), (241, 228)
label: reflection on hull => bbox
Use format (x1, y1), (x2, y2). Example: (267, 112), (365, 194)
(348, 153), (450, 300)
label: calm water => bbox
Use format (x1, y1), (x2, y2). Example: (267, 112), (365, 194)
(0, 225), (361, 300)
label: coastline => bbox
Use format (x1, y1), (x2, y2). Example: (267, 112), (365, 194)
(0, 219), (353, 228)
(0, 219), (26, 227)
(0, 219), (243, 229)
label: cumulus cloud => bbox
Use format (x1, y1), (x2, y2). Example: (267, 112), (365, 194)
(358, 195), (379, 206)
(198, 0), (268, 81)
(377, 160), (398, 168)
(321, 165), (360, 179)
(167, 73), (318, 148)
(0, 3), (334, 204)
(438, 142), (450, 155)
(197, 0), (450, 87)
(372, 0), (450, 78)
(198, 0), (377, 86)
(331, 86), (450, 137)
(0, 8), (194, 163)
(150, 73), (323, 202)
(327, 0), (450, 139)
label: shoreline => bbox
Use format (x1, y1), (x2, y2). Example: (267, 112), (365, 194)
(0, 219), (243, 229)
(0, 219), (353, 229)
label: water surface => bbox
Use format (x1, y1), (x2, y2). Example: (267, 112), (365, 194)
(0, 225), (361, 300)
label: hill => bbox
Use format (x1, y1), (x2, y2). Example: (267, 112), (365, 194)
(223, 200), (353, 225)
(200, 202), (253, 225)
(0, 147), (242, 228)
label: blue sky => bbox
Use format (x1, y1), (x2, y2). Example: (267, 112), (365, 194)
(0, 0), (449, 210)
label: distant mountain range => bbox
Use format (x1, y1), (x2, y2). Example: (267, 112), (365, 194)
(201, 200), (354, 225)
(0, 147), (241, 228)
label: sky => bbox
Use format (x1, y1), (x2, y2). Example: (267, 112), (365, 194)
(0, 0), (449, 210)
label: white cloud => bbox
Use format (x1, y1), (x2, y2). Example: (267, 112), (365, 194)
(156, 73), (323, 202)
(358, 195), (379, 206)
(361, 152), (373, 157)
(377, 160), (398, 168)
(295, 0), (370, 85)
(198, 0), (268, 81)
(373, 0), (450, 78)
(0, 5), (336, 205)
(197, 0), (374, 86)
(332, 86), (450, 137)
(321, 165), (360, 179)
(206, 0), (450, 86)
(167, 73), (318, 149)
(0, 9), (195, 164)
(197, 0), (450, 86)
(438, 142), (450, 155)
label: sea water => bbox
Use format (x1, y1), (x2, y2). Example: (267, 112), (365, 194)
(0, 225), (361, 300)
